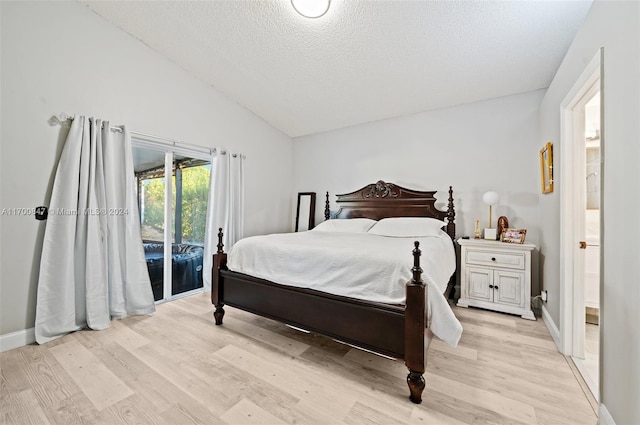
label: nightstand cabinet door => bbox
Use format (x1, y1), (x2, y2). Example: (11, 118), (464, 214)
(493, 270), (524, 307)
(466, 267), (493, 302)
(457, 238), (536, 320)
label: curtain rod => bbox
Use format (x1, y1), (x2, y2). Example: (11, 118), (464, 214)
(50, 113), (246, 158)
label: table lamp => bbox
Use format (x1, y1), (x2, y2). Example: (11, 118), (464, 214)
(482, 191), (499, 240)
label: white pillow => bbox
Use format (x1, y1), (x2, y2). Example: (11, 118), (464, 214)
(367, 217), (446, 237)
(311, 218), (377, 233)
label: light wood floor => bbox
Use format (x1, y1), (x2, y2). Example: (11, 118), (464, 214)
(1, 293), (598, 425)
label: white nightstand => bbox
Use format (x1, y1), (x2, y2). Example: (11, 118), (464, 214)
(457, 238), (536, 320)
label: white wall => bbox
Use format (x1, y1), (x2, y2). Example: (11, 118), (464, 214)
(293, 90), (544, 242)
(539, 1), (639, 423)
(0, 1), (293, 337)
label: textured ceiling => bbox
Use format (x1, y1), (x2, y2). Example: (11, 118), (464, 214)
(82, 0), (593, 137)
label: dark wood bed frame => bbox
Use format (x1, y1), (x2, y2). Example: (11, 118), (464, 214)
(211, 180), (455, 403)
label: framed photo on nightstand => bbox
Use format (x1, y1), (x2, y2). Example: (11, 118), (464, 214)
(501, 228), (527, 244)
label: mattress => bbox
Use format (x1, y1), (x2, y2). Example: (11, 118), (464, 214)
(227, 230), (462, 346)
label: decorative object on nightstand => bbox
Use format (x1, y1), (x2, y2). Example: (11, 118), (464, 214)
(474, 220), (481, 239)
(482, 191), (499, 240)
(457, 238), (536, 320)
(501, 228), (527, 244)
(497, 216), (509, 239)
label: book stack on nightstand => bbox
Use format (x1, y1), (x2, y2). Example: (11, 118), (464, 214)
(457, 238), (536, 320)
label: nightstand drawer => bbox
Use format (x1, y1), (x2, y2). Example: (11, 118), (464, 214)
(465, 250), (525, 270)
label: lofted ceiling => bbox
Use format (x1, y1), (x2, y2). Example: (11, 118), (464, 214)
(82, 0), (593, 138)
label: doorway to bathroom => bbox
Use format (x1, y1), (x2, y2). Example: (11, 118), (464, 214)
(560, 49), (602, 402)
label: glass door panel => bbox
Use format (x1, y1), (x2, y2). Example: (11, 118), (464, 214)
(171, 154), (210, 297)
(133, 143), (211, 302)
(133, 146), (167, 301)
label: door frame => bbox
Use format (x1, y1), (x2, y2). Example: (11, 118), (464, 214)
(554, 48), (604, 356)
(559, 49), (603, 399)
(132, 136), (212, 303)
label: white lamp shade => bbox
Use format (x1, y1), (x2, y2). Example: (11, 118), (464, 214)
(291, 0), (330, 18)
(482, 191), (499, 206)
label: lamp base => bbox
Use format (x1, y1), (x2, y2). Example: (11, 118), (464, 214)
(484, 228), (497, 240)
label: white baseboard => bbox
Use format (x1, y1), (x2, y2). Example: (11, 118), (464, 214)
(598, 404), (616, 425)
(541, 305), (562, 351)
(0, 328), (35, 352)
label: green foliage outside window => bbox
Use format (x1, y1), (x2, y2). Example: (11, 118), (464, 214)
(141, 164), (210, 245)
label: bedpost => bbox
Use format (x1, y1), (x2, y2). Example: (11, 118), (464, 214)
(217, 227), (224, 254)
(212, 227), (226, 325)
(324, 191), (330, 220)
(405, 241), (426, 404)
(446, 186), (458, 299)
(446, 186), (455, 238)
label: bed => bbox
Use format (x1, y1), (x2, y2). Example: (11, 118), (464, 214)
(211, 180), (458, 403)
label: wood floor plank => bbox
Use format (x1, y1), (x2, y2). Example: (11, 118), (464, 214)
(213, 344), (321, 400)
(426, 373), (538, 424)
(98, 320), (150, 351)
(344, 401), (407, 425)
(161, 301), (315, 363)
(130, 342), (242, 417)
(217, 315), (312, 357)
(42, 391), (100, 425)
(430, 347), (588, 399)
(342, 348), (407, 377)
(409, 404), (469, 425)
(426, 350), (595, 424)
(296, 346), (414, 423)
(131, 335), (300, 423)
(49, 340), (133, 411)
(458, 321), (558, 351)
(533, 407), (598, 425)
(70, 336), (172, 413)
(169, 294), (215, 316)
(419, 387), (522, 425)
(1, 389), (51, 425)
(429, 337), (478, 361)
(452, 306), (519, 329)
(160, 403), (215, 425)
(0, 349), (31, 394)
(292, 398), (352, 425)
(17, 344), (81, 409)
(220, 398), (287, 425)
(100, 394), (164, 425)
(88, 340), (213, 421)
(229, 307), (355, 357)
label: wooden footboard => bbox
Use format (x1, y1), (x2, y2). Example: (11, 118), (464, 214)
(211, 228), (428, 403)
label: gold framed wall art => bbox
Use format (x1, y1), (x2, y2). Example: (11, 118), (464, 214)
(540, 142), (554, 194)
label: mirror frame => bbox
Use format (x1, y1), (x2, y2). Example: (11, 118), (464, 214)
(295, 192), (316, 232)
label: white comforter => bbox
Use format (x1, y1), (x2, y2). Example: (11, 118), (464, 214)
(227, 230), (462, 347)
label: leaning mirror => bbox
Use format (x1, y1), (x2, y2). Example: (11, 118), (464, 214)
(295, 192), (316, 232)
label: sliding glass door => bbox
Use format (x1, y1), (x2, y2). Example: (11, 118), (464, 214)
(132, 140), (210, 302)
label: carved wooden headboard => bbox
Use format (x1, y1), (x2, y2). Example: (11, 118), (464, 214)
(323, 180), (456, 239)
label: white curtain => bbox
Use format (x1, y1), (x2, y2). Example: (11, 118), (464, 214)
(203, 149), (245, 290)
(35, 117), (155, 344)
